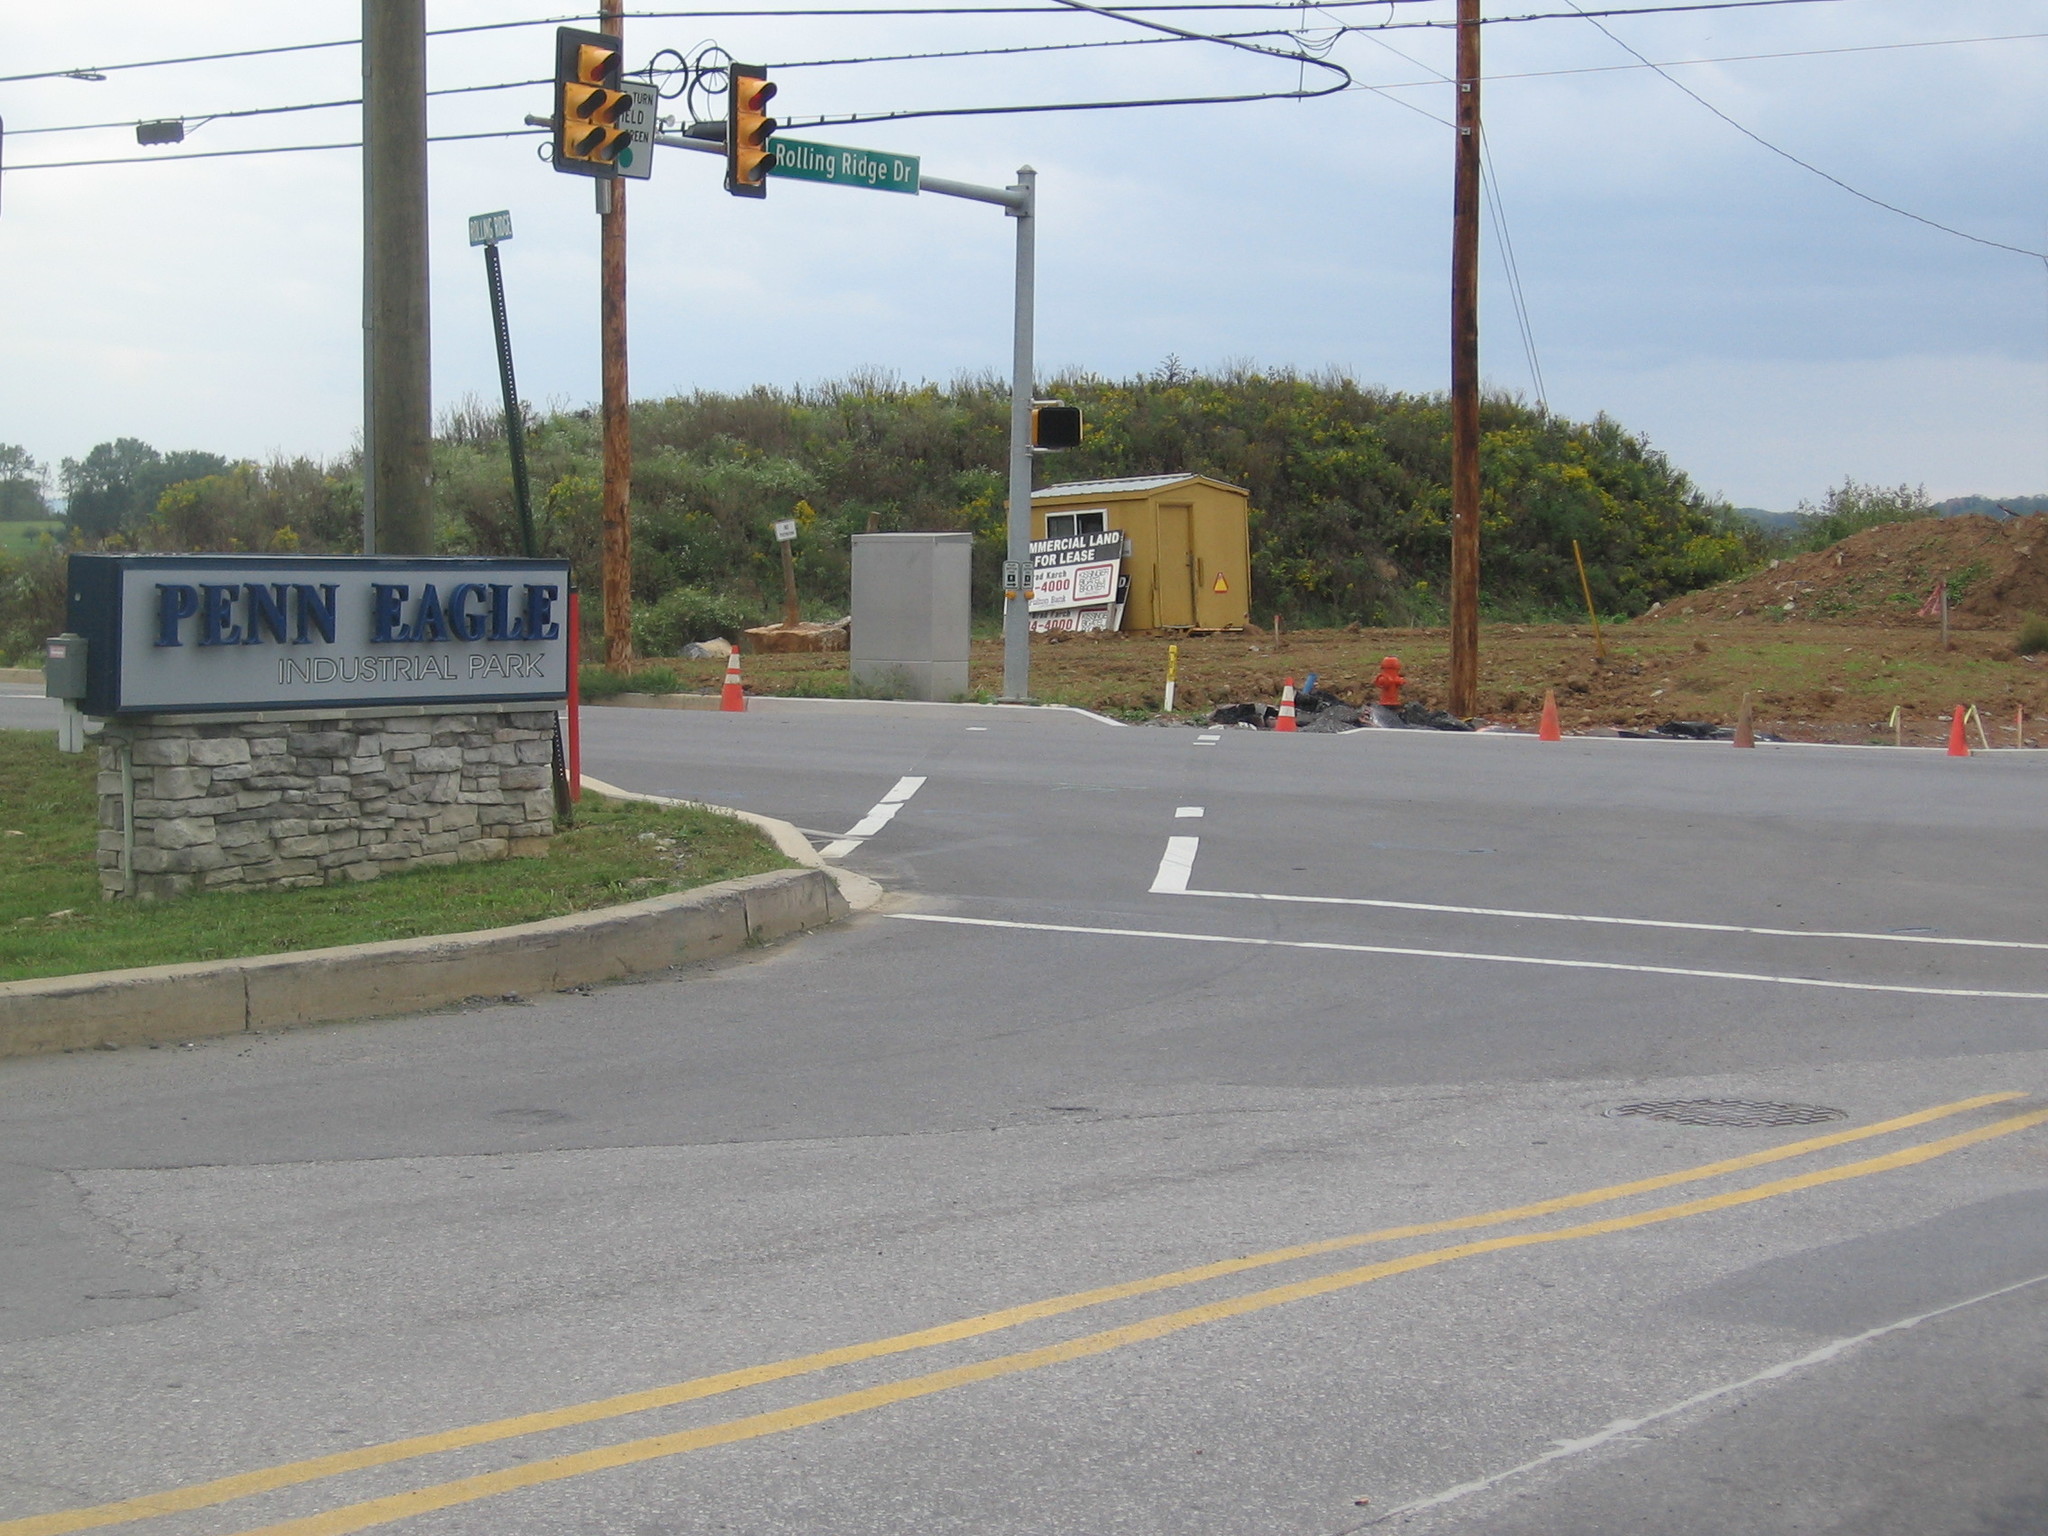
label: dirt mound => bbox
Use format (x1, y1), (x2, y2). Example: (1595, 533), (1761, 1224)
(1648, 513), (2048, 628)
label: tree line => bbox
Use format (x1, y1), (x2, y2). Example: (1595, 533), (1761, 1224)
(0, 364), (1763, 660)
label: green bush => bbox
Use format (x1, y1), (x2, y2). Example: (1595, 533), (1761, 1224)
(2015, 616), (2048, 656)
(631, 585), (761, 654)
(1793, 479), (1935, 552)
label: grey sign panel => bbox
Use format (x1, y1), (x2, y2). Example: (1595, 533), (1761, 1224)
(68, 555), (572, 716)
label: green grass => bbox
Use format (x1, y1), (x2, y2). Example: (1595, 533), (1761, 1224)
(0, 521), (61, 558)
(0, 731), (791, 982)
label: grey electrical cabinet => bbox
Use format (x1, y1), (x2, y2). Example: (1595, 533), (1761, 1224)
(849, 533), (972, 702)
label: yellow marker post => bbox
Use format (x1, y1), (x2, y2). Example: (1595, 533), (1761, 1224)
(1164, 643), (1179, 712)
(1888, 704), (1902, 748)
(1571, 539), (1606, 661)
(1965, 703), (1990, 753)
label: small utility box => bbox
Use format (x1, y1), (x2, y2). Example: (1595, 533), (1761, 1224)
(850, 533), (972, 701)
(1031, 474), (1251, 631)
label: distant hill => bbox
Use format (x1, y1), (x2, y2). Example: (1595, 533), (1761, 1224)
(1732, 507), (1808, 534)
(1937, 495), (2048, 518)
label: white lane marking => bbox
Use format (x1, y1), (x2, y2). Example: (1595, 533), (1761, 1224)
(1149, 836), (1201, 894)
(884, 913), (2048, 1001)
(1365, 1268), (2048, 1527)
(1195, 734), (1221, 743)
(1175, 806), (1205, 819)
(966, 727), (988, 731)
(819, 777), (929, 859)
(1160, 840), (2048, 955)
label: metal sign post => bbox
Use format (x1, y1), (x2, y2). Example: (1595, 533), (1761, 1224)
(469, 211), (538, 559)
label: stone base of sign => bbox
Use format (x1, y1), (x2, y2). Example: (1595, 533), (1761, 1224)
(96, 703), (558, 902)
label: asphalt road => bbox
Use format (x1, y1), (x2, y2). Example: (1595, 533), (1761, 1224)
(2, 691), (2045, 1535)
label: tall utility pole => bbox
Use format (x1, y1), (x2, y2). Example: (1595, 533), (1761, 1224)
(362, 0), (433, 556)
(999, 165), (1037, 703)
(1447, 0), (1482, 717)
(598, 0), (633, 665)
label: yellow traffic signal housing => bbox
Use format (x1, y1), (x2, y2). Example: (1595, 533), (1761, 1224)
(1032, 403), (1084, 450)
(726, 65), (777, 199)
(554, 27), (630, 177)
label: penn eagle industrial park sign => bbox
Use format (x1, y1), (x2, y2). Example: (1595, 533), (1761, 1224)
(67, 555), (572, 715)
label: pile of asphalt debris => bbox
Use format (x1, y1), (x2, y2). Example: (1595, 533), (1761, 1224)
(1204, 694), (1787, 742)
(1207, 688), (1475, 733)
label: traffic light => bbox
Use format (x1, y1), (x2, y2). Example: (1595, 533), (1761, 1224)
(554, 27), (630, 177)
(726, 65), (776, 198)
(1031, 403), (1084, 450)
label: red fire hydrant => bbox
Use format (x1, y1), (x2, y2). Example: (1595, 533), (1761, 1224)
(1374, 656), (1405, 707)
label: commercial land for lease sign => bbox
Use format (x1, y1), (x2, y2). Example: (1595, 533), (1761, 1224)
(1029, 529), (1125, 633)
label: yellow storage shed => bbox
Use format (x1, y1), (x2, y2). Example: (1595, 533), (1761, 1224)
(1030, 474), (1251, 631)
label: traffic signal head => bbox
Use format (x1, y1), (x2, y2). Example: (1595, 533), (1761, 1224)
(1031, 403), (1084, 450)
(554, 27), (630, 177)
(726, 65), (776, 199)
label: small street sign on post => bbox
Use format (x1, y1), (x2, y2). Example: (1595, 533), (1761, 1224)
(773, 519), (798, 542)
(770, 137), (919, 195)
(618, 81), (657, 179)
(468, 210), (514, 246)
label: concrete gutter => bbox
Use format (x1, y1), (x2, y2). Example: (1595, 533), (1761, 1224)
(0, 796), (871, 1061)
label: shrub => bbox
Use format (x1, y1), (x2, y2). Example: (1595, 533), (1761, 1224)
(2015, 616), (2048, 656)
(632, 585), (760, 654)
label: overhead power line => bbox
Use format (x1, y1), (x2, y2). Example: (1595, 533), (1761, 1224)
(1562, 0), (2048, 261)
(13, 78), (549, 140)
(9, 128), (543, 174)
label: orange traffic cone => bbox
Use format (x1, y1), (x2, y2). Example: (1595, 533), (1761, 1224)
(720, 650), (747, 713)
(1537, 689), (1562, 742)
(1733, 691), (1755, 749)
(1947, 705), (1969, 757)
(1275, 678), (1298, 732)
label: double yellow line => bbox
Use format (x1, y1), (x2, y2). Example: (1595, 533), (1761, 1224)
(11, 1092), (2040, 1536)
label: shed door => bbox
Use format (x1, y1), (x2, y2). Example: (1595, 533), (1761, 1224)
(1155, 504), (1195, 627)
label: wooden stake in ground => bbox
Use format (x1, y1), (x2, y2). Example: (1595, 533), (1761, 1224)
(1571, 538), (1606, 662)
(1733, 690), (1755, 748)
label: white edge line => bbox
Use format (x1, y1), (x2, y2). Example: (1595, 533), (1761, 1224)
(1175, 886), (2048, 955)
(883, 913), (2048, 1001)
(1149, 836), (1200, 894)
(1366, 1269), (2048, 1526)
(818, 839), (862, 860)
(880, 775), (928, 804)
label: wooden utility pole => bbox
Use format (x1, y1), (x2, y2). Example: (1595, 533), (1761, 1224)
(1447, 0), (1482, 716)
(599, 0), (633, 664)
(361, 0), (433, 555)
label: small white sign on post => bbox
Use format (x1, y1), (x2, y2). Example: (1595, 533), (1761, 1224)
(619, 82), (658, 180)
(773, 519), (799, 543)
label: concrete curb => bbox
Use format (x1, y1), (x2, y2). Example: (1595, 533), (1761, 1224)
(588, 693), (1128, 727)
(579, 776), (885, 913)
(0, 850), (851, 1062)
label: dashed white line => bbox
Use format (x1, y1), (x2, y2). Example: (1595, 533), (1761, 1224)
(1175, 806), (1205, 819)
(820, 775), (927, 859)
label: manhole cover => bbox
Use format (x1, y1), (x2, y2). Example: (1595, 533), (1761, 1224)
(1605, 1099), (1847, 1128)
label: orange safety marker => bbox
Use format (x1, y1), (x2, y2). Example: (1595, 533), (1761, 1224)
(1275, 677), (1298, 732)
(720, 650), (748, 713)
(1947, 704), (1969, 757)
(1537, 689), (1562, 742)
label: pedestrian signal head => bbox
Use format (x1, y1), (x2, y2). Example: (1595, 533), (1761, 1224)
(1031, 403), (1084, 450)
(553, 27), (629, 177)
(726, 65), (776, 199)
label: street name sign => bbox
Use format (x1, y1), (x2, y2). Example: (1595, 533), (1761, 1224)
(769, 137), (918, 195)
(467, 210), (514, 246)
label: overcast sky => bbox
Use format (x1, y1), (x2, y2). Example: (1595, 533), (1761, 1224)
(2, 0), (2043, 510)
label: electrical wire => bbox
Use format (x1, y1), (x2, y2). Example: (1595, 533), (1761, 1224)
(0, 0), (1861, 85)
(7, 128), (543, 174)
(1560, 0), (2048, 261)
(12, 79), (550, 140)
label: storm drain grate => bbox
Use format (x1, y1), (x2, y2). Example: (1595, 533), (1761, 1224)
(1605, 1099), (1848, 1128)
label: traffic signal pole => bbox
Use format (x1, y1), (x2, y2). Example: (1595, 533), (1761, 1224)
(361, 0), (433, 555)
(599, 0), (634, 667)
(1447, 0), (1482, 717)
(1000, 167), (1036, 704)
